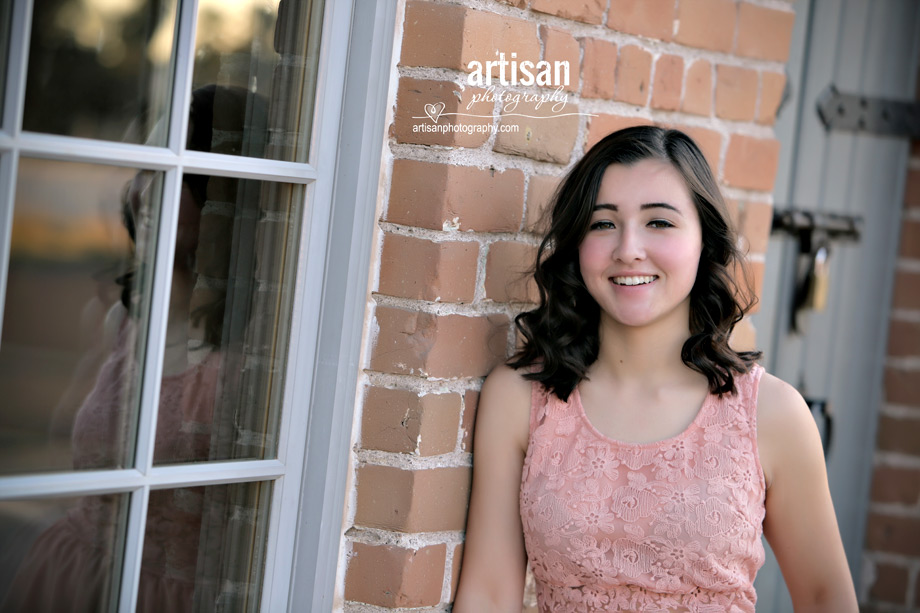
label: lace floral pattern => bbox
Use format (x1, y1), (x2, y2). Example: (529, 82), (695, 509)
(520, 366), (766, 613)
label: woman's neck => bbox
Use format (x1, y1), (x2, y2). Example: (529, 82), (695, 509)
(592, 310), (695, 387)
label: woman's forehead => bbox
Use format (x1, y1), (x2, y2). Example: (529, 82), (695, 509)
(594, 160), (694, 209)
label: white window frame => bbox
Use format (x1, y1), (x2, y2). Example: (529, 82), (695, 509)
(0, 0), (396, 609)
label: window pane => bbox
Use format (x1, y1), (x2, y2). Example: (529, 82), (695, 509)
(0, 159), (161, 475)
(0, 493), (129, 612)
(22, 0), (177, 144)
(137, 481), (271, 612)
(0, 0), (11, 123)
(153, 173), (303, 465)
(189, 0), (324, 162)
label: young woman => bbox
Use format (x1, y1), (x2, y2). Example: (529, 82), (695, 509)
(454, 126), (858, 612)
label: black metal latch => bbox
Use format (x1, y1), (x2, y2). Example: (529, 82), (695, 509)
(817, 84), (920, 138)
(771, 208), (862, 331)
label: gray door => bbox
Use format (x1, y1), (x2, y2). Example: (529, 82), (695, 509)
(751, 0), (920, 610)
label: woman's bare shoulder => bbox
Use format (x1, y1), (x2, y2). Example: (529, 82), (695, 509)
(477, 363), (533, 453)
(756, 371), (819, 488)
(756, 371), (811, 426)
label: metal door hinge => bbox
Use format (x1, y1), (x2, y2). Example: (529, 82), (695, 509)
(816, 85), (920, 138)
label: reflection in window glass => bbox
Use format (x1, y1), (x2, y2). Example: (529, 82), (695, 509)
(22, 0), (177, 144)
(0, 159), (162, 475)
(137, 481), (272, 612)
(0, 493), (129, 612)
(0, 0), (11, 122)
(152, 169), (304, 465)
(189, 0), (324, 162)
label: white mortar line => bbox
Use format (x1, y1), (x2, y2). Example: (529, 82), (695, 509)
(356, 448), (472, 469)
(373, 292), (534, 316)
(364, 371), (485, 394)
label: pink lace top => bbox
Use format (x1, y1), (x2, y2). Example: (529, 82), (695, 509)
(519, 365), (766, 612)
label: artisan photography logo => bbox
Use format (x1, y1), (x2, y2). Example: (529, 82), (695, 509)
(467, 52), (570, 88)
(412, 51), (594, 130)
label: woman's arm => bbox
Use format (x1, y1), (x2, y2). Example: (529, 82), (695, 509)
(757, 373), (859, 612)
(454, 364), (532, 613)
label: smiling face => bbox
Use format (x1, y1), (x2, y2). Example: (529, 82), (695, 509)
(577, 159), (704, 332)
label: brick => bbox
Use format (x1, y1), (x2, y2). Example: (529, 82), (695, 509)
(671, 125), (721, 173)
(739, 201), (773, 255)
(868, 562), (909, 605)
(870, 466), (920, 505)
(460, 390), (480, 452)
(494, 100), (579, 164)
(525, 174), (561, 233)
(715, 65), (758, 121)
(898, 220), (920, 259)
(585, 114), (651, 151)
(892, 270), (920, 310)
(682, 59), (712, 116)
(615, 45), (653, 106)
(607, 0), (675, 41)
(485, 241), (538, 303)
(400, 1), (466, 69)
(370, 306), (510, 378)
(345, 542), (446, 607)
(758, 71), (786, 125)
(905, 169), (920, 207)
(465, 10), (542, 82)
(723, 135), (781, 191)
(674, 0), (737, 53)
(401, 2), (540, 73)
(875, 415), (920, 456)
(361, 387), (462, 455)
(581, 38), (617, 99)
(387, 160), (524, 232)
(736, 3), (795, 62)
(393, 78), (493, 148)
(650, 54), (683, 111)
(531, 0), (605, 25)
(888, 319), (920, 357)
(541, 26), (579, 92)
(865, 513), (920, 556)
(729, 317), (757, 352)
(886, 367), (920, 406)
(379, 233), (478, 302)
(355, 464), (472, 532)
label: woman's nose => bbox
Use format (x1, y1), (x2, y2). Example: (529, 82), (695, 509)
(613, 225), (645, 262)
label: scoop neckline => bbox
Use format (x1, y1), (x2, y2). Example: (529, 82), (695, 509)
(571, 384), (715, 448)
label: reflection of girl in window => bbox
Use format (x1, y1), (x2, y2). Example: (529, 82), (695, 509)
(454, 126), (858, 612)
(1, 85), (260, 613)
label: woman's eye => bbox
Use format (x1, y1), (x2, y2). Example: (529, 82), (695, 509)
(590, 220), (615, 230)
(648, 219), (675, 229)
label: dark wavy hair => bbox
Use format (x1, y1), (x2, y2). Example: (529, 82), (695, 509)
(509, 125), (762, 400)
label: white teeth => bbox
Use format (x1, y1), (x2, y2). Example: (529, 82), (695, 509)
(611, 275), (656, 286)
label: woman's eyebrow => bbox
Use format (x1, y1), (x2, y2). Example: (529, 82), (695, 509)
(593, 202), (683, 215)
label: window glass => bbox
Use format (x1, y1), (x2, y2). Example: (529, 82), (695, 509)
(0, 493), (130, 612)
(137, 481), (272, 612)
(0, 159), (161, 475)
(189, 0), (324, 162)
(0, 0), (11, 122)
(152, 170), (304, 465)
(22, 0), (177, 144)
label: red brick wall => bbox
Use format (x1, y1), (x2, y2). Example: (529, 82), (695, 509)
(343, 1), (796, 609)
(859, 57), (920, 613)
